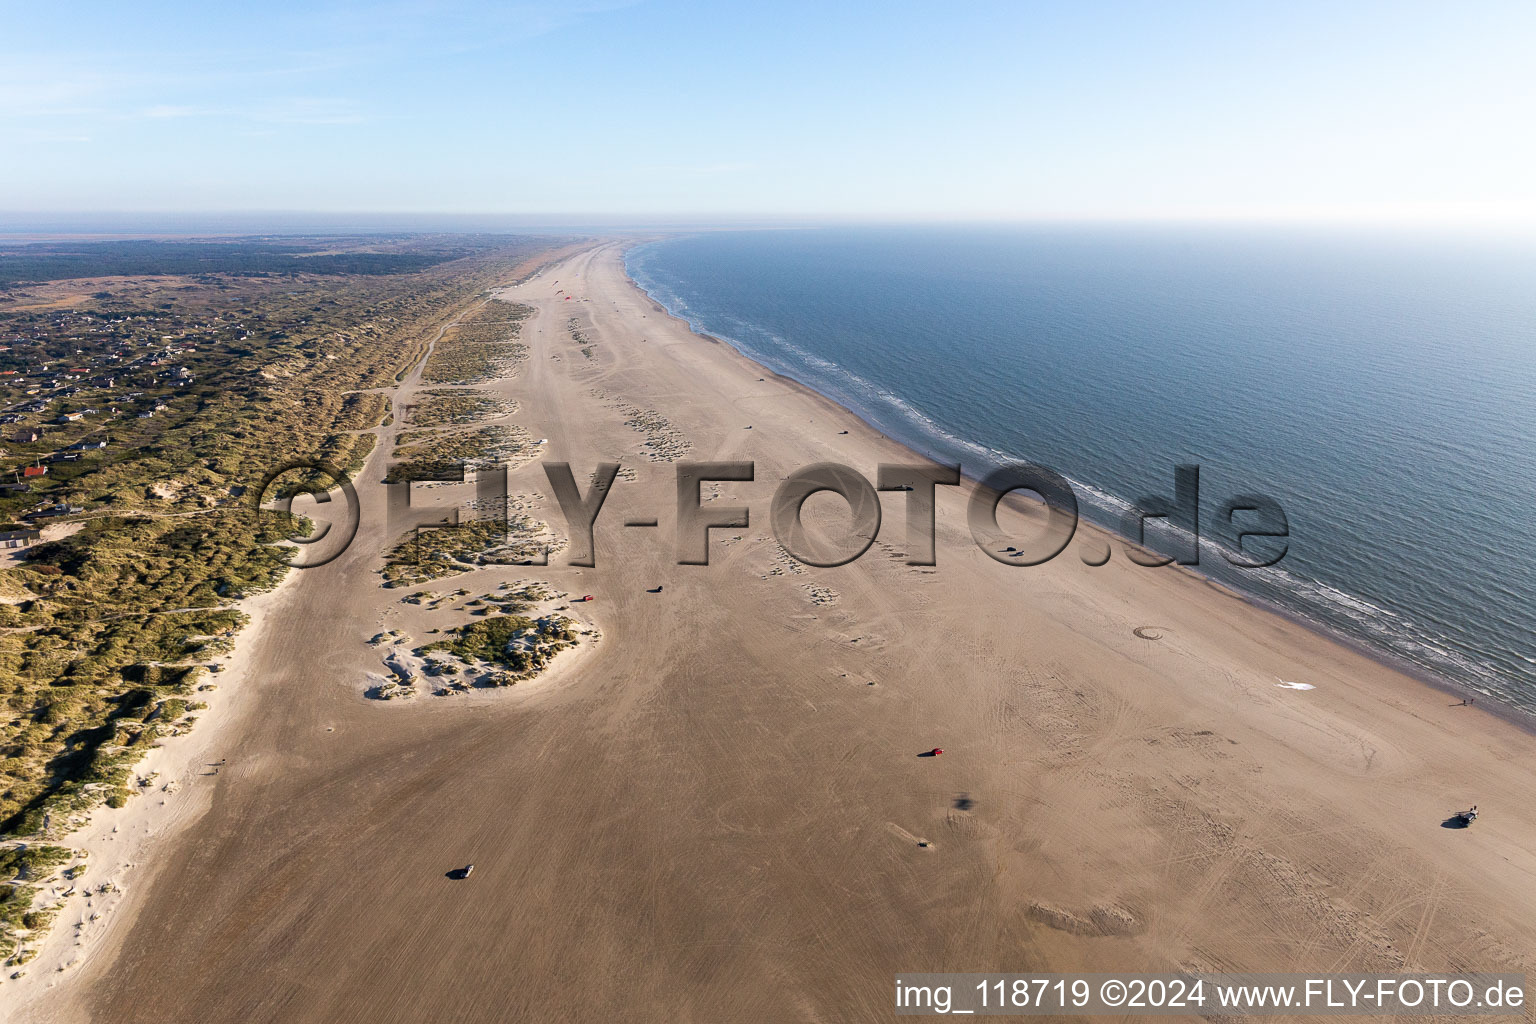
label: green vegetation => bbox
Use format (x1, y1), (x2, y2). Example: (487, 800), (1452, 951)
(0, 233), (565, 967)
(405, 388), (514, 427)
(459, 582), (551, 617)
(0, 843), (77, 961)
(333, 392), (392, 431)
(420, 612), (578, 681)
(0, 237), (478, 287)
(378, 510), (554, 588)
(567, 316), (596, 358)
(622, 404), (692, 461)
(420, 300), (533, 384)
(385, 424), (531, 484)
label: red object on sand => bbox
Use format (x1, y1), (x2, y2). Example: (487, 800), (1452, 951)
(582, 595), (594, 602)
(931, 748), (944, 756)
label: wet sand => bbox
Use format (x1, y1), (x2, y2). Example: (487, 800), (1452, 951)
(18, 241), (1536, 1023)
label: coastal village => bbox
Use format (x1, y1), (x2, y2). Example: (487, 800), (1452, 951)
(0, 237), (553, 976)
(0, 303), (217, 530)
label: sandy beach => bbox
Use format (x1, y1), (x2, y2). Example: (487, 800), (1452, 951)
(16, 240), (1536, 1023)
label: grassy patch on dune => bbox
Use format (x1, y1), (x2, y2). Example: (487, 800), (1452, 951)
(0, 234), (566, 968)
(378, 509), (557, 588)
(385, 424), (531, 484)
(0, 843), (83, 963)
(421, 300), (534, 385)
(405, 389), (515, 427)
(332, 392), (392, 431)
(420, 612), (579, 682)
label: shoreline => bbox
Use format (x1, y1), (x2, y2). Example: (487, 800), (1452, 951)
(1, 249), (566, 1015)
(37, 239), (1536, 1022)
(618, 240), (1528, 734)
(2, 565), (302, 1012)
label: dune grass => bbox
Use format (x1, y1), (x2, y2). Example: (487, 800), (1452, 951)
(0, 235), (564, 968)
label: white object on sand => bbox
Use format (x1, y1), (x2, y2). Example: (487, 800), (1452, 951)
(1276, 678), (1315, 690)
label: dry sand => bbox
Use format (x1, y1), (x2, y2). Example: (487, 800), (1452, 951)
(14, 242), (1536, 1022)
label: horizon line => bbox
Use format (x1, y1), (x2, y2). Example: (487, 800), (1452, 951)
(5, 208), (1536, 238)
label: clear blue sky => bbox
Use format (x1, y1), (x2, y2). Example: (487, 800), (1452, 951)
(4, 0), (1534, 223)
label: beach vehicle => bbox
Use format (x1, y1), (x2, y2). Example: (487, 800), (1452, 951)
(930, 748), (944, 756)
(1453, 806), (1478, 825)
(460, 864), (474, 878)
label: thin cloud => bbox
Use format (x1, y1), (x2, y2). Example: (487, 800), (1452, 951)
(248, 97), (366, 125)
(0, 1), (635, 126)
(123, 98), (366, 125)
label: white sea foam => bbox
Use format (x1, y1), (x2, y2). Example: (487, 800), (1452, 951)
(625, 242), (1534, 709)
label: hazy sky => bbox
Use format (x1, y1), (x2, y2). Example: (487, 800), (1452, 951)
(4, 1), (1535, 223)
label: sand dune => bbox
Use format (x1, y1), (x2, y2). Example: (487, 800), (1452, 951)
(19, 242), (1535, 1023)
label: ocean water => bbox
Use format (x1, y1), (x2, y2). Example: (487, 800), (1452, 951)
(626, 227), (1536, 710)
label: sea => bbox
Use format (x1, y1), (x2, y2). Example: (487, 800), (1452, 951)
(625, 226), (1536, 711)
